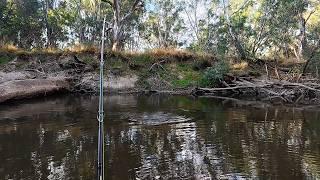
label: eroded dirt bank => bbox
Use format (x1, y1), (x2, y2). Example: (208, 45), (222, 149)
(0, 51), (319, 105)
(0, 53), (142, 103)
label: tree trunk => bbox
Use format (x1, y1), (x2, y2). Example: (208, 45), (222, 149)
(111, 0), (121, 51)
(298, 10), (315, 61)
(298, 16), (307, 59)
(112, 39), (120, 51)
(233, 34), (247, 59)
(44, 0), (50, 47)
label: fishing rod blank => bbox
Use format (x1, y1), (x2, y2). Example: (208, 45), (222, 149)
(97, 16), (106, 180)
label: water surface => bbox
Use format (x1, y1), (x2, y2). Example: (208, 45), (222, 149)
(0, 95), (320, 179)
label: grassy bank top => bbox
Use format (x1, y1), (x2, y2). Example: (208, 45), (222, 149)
(0, 44), (312, 89)
(0, 45), (248, 88)
(0, 44), (215, 60)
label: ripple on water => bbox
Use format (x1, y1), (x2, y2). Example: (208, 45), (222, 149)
(127, 112), (193, 126)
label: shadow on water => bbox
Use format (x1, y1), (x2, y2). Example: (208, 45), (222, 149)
(0, 94), (320, 179)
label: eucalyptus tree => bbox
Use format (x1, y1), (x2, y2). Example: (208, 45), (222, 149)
(300, 0), (320, 73)
(109, 0), (144, 51)
(67, 0), (101, 44)
(86, 0), (144, 50)
(182, 0), (213, 52)
(0, 0), (45, 48)
(141, 0), (185, 48)
(42, 0), (76, 47)
(0, 0), (11, 45)
(215, 0), (316, 60)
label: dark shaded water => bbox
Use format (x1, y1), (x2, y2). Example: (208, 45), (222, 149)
(0, 95), (320, 180)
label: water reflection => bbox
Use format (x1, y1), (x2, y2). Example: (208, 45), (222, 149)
(0, 95), (320, 179)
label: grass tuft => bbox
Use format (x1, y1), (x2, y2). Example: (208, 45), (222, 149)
(149, 48), (194, 60)
(0, 44), (25, 54)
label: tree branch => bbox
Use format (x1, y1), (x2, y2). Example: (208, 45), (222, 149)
(305, 10), (316, 23)
(120, 0), (142, 23)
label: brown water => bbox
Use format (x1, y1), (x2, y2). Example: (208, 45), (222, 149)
(0, 95), (320, 180)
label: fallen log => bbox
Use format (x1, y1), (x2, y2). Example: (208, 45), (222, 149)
(198, 84), (269, 91)
(0, 78), (70, 103)
(193, 77), (320, 105)
(282, 82), (320, 92)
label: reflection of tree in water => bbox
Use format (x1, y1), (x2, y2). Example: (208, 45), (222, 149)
(0, 96), (97, 179)
(107, 96), (320, 179)
(1, 95), (320, 179)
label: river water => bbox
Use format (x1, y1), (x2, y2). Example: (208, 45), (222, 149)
(0, 95), (319, 180)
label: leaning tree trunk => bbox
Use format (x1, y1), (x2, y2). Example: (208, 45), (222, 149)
(299, 10), (316, 74)
(298, 10), (315, 62)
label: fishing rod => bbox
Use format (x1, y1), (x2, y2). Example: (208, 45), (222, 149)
(97, 16), (106, 180)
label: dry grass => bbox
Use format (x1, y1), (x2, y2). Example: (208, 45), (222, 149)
(0, 44), (100, 56)
(0, 44), (214, 59)
(120, 48), (216, 64)
(232, 62), (248, 71)
(0, 44), (24, 54)
(121, 48), (191, 58)
(149, 48), (194, 59)
(64, 44), (98, 54)
(0, 45), (217, 68)
(0, 45), (64, 56)
(147, 48), (215, 61)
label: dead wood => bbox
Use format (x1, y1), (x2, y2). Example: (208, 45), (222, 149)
(24, 69), (46, 75)
(194, 76), (320, 105)
(149, 60), (166, 72)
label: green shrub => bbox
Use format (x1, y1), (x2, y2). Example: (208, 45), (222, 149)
(0, 54), (12, 64)
(200, 61), (229, 87)
(132, 54), (153, 65)
(192, 59), (212, 71)
(172, 72), (201, 88)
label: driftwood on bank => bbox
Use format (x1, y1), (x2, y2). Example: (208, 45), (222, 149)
(192, 77), (320, 104)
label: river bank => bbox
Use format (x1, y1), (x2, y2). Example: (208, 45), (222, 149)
(0, 49), (319, 105)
